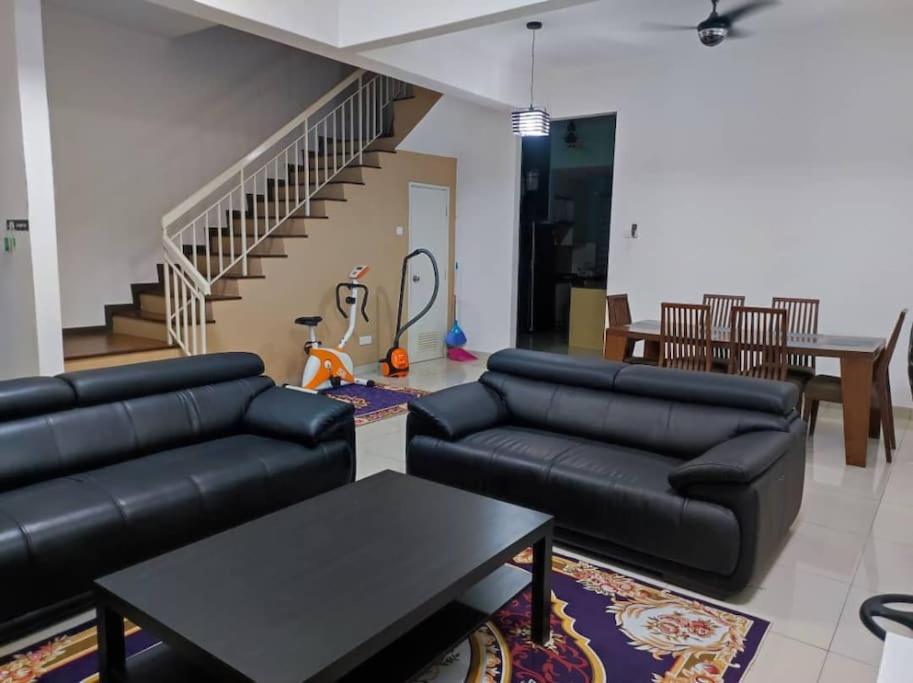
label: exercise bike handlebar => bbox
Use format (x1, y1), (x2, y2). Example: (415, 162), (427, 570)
(335, 282), (370, 322)
(393, 248), (440, 348)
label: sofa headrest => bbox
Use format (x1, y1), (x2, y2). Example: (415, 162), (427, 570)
(57, 352), (266, 405)
(487, 349), (626, 391)
(487, 348), (798, 416)
(614, 365), (799, 416)
(0, 377), (75, 422)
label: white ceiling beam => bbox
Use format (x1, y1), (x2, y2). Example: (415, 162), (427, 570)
(336, 0), (596, 50)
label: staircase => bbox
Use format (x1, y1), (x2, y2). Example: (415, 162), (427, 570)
(63, 70), (441, 371)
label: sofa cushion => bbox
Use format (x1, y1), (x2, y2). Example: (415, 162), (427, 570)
(0, 376), (273, 492)
(480, 371), (795, 459)
(0, 434), (351, 623)
(408, 426), (740, 575)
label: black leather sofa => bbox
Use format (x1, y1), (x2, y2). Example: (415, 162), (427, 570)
(0, 352), (355, 639)
(406, 349), (806, 596)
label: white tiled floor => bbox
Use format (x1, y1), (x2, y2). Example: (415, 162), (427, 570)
(4, 355), (912, 683)
(354, 356), (913, 683)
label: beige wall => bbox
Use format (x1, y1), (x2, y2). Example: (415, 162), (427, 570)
(206, 150), (456, 384)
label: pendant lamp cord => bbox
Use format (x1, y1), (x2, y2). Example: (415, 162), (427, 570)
(529, 29), (537, 107)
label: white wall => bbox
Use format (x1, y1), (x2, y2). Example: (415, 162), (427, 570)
(18, 0), (64, 375)
(401, 96), (521, 353)
(540, 16), (913, 405)
(43, 3), (351, 327)
(0, 1), (39, 379)
(1, 0), (64, 379)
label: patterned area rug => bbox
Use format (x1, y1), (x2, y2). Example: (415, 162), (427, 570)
(324, 382), (429, 426)
(0, 552), (768, 682)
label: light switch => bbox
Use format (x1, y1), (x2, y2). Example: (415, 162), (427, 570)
(395, 226), (404, 236)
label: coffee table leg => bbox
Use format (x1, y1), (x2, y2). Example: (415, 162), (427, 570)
(97, 605), (127, 683)
(531, 533), (552, 645)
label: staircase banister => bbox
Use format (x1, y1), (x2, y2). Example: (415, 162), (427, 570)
(161, 68), (367, 230)
(163, 238), (212, 296)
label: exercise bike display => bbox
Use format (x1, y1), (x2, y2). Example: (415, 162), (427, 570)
(381, 248), (440, 378)
(296, 265), (375, 392)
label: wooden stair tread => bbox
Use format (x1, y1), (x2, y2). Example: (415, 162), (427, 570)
(143, 290), (242, 303)
(182, 246), (289, 258)
(268, 179), (365, 187)
(113, 309), (215, 324)
(250, 194), (347, 203)
(289, 163), (381, 172)
(63, 329), (172, 360)
(207, 228), (310, 238)
(227, 211), (328, 219)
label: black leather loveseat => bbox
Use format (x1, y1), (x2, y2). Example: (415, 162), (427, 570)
(0, 352), (354, 639)
(407, 349), (806, 595)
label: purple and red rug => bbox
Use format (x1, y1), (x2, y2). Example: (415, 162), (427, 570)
(324, 382), (429, 426)
(0, 552), (768, 682)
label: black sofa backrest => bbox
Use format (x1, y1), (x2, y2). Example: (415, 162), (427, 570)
(481, 349), (800, 459)
(0, 353), (272, 492)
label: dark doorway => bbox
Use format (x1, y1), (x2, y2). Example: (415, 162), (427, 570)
(516, 114), (616, 356)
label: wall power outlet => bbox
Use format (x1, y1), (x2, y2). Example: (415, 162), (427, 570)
(359, 335), (373, 346)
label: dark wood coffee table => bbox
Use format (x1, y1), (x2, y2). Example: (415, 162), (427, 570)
(94, 471), (554, 683)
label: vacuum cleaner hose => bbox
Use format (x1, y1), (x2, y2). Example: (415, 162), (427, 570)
(393, 248), (440, 347)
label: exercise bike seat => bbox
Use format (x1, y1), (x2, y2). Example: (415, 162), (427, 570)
(295, 315), (323, 326)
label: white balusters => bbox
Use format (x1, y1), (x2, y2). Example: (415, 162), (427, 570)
(161, 72), (403, 355)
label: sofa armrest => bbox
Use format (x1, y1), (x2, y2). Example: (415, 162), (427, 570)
(669, 430), (795, 493)
(242, 386), (354, 448)
(408, 382), (507, 441)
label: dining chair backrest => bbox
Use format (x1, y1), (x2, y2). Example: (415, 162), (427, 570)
(703, 294), (746, 329)
(703, 294), (746, 362)
(606, 294), (633, 328)
(729, 306), (788, 381)
(876, 309), (908, 380)
(659, 303), (712, 372)
(772, 297), (820, 371)
(908, 315), (913, 398)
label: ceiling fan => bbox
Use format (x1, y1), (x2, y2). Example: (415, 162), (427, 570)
(646, 0), (779, 47)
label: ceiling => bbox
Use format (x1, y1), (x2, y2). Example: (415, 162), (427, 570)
(45, 0), (213, 37)
(384, 0), (903, 73)
(361, 0), (912, 106)
(94, 0), (913, 110)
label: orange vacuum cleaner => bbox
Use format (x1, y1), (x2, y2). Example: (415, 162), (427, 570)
(381, 248), (440, 377)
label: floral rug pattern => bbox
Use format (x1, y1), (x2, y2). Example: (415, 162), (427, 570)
(324, 382), (429, 426)
(1, 552), (767, 682)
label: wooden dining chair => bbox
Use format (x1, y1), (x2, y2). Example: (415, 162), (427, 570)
(659, 303), (712, 372)
(909, 321), (913, 402)
(772, 297), (820, 381)
(703, 294), (746, 369)
(606, 294), (655, 365)
(728, 306), (788, 381)
(805, 309), (907, 462)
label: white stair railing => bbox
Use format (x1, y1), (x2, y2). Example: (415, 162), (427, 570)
(161, 69), (406, 355)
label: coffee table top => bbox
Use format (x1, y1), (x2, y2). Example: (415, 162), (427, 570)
(95, 471), (552, 683)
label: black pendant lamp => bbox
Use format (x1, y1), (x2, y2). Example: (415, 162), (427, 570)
(512, 21), (550, 137)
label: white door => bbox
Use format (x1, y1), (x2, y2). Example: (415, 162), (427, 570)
(407, 183), (450, 363)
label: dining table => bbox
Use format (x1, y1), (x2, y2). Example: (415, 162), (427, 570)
(604, 320), (887, 468)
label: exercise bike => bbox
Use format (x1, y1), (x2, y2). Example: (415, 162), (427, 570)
(295, 265), (375, 392)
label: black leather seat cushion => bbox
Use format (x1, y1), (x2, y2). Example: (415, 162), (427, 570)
(0, 434), (350, 624)
(408, 426), (740, 576)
